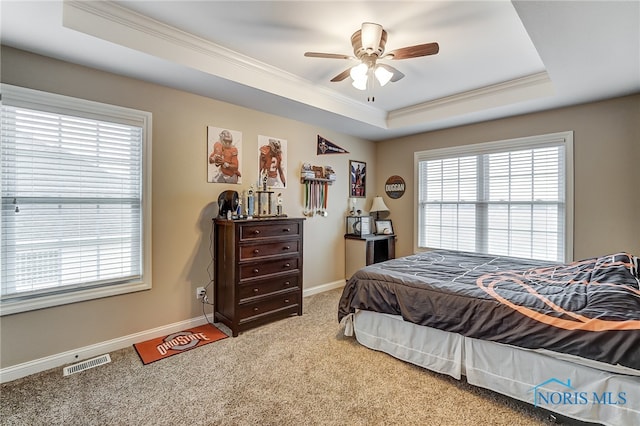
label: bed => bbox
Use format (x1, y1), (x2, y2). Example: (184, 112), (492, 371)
(338, 249), (640, 425)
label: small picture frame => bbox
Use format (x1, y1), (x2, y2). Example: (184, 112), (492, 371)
(349, 160), (366, 198)
(375, 220), (393, 235)
(346, 216), (372, 236)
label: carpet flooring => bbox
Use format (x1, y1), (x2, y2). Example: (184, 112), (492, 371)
(0, 288), (559, 425)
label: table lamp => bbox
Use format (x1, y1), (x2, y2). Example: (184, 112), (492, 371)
(369, 196), (389, 221)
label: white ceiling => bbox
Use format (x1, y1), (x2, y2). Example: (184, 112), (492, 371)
(1, 1), (639, 141)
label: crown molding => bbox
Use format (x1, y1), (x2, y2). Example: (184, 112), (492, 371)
(387, 72), (554, 128)
(62, 0), (387, 128)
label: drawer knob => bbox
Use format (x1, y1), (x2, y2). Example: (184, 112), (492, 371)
(284, 299), (290, 303)
(253, 249), (260, 254)
(284, 281), (290, 286)
(253, 268), (260, 273)
(253, 230), (260, 235)
(284, 263), (290, 268)
(253, 307), (259, 312)
(253, 288), (259, 293)
(283, 228), (290, 232)
(283, 246), (290, 250)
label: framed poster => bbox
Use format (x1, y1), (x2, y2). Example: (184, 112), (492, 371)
(258, 135), (287, 188)
(349, 160), (366, 198)
(207, 127), (242, 184)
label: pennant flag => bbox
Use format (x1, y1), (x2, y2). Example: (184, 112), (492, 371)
(317, 135), (349, 155)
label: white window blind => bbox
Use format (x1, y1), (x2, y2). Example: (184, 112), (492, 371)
(415, 132), (573, 262)
(1, 84), (152, 314)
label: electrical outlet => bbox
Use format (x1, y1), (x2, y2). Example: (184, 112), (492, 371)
(196, 287), (206, 299)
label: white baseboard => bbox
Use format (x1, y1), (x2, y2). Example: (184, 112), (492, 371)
(0, 280), (345, 383)
(303, 280), (345, 297)
(0, 315), (208, 384)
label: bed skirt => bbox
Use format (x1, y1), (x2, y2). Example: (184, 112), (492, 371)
(346, 310), (640, 426)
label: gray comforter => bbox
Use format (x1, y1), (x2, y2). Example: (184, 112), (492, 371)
(338, 249), (640, 371)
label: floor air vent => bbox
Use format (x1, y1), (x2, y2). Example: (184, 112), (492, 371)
(63, 354), (111, 377)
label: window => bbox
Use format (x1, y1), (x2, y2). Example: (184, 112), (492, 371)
(415, 132), (573, 262)
(1, 84), (152, 315)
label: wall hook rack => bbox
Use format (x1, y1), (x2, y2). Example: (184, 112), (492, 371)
(300, 163), (335, 217)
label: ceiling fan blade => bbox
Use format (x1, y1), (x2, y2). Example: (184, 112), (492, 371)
(330, 68), (352, 82)
(304, 52), (352, 60)
(377, 63), (405, 82)
(387, 42), (439, 60)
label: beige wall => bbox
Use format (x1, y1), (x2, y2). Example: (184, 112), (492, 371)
(2, 45), (639, 372)
(0, 47), (376, 368)
(375, 94), (640, 259)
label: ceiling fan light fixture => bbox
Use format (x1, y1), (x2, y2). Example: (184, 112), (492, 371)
(349, 63), (368, 80)
(352, 76), (368, 91)
(350, 62), (369, 90)
(305, 22), (439, 98)
(374, 65), (393, 86)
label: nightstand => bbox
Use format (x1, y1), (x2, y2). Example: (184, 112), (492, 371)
(344, 234), (395, 279)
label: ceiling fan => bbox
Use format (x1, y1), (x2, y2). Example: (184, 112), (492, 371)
(304, 22), (439, 101)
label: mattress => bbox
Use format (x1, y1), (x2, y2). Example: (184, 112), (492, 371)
(338, 249), (640, 372)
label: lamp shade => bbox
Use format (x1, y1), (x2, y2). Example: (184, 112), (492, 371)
(369, 196), (389, 213)
(350, 63), (369, 91)
(374, 65), (393, 86)
(350, 63), (368, 80)
(352, 76), (367, 91)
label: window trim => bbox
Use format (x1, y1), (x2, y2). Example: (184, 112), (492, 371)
(0, 84), (152, 315)
(413, 131), (574, 261)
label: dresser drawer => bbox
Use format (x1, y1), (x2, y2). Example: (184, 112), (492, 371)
(239, 257), (299, 280)
(240, 221), (301, 241)
(239, 240), (300, 260)
(238, 292), (300, 320)
(238, 274), (299, 300)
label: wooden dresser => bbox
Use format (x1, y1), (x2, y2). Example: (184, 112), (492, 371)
(213, 217), (304, 336)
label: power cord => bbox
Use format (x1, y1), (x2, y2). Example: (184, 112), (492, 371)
(200, 218), (217, 325)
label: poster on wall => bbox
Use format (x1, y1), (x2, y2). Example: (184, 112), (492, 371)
(258, 135), (287, 188)
(207, 127), (242, 184)
(349, 160), (366, 197)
